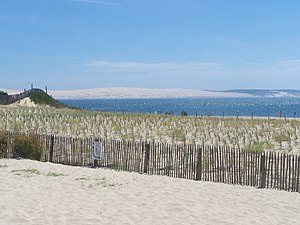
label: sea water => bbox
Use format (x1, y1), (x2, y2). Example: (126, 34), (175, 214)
(60, 97), (300, 118)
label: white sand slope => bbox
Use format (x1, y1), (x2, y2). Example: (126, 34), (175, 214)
(9, 97), (37, 108)
(1, 159), (300, 225)
(48, 87), (252, 99)
(2, 87), (252, 99)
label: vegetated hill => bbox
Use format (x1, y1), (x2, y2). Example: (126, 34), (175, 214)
(225, 89), (300, 97)
(28, 91), (70, 108)
(0, 88), (78, 108)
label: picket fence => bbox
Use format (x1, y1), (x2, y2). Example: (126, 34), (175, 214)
(0, 131), (299, 192)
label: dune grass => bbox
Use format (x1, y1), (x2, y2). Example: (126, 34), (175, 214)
(0, 105), (300, 154)
(29, 92), (68, 108)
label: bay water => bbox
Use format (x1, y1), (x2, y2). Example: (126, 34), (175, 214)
(60, 98), (300, 118)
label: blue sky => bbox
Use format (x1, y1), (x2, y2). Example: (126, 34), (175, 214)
(1, 0), (300, 90)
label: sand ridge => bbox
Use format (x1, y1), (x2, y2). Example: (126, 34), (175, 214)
(0, 159), (300, 225)
(9, 97), (37, 108)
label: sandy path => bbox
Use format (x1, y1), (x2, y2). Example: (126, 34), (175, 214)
(0, 159), (300, 225)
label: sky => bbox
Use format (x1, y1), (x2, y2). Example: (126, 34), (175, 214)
(1, 0), (300, 91)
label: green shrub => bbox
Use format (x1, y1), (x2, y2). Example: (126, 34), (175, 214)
(29, 92), (67, 108)
(13, 134), (43, 160)
(264, 141), (275, 149)
(0, 90), (8, 96)
(274, 133), (290, 143)
(244, 141), (266, 153)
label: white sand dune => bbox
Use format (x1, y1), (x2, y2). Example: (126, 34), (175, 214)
(1, 87), (252, 99)
(1, 159), (300, 225)
(9, 97), (37, 108)
(48, 87), (252, 99)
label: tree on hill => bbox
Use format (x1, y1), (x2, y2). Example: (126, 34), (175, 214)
(0, 91), (8, 96)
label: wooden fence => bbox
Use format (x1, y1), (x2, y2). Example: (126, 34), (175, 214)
(0, 88), (45, 105)
(0, 131), (299, 192)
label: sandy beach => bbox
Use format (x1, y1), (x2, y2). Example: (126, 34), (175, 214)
(1, 159), (300, 225)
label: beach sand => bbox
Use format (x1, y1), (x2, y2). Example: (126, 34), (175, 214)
(9, 98), (37, 108)
(1, 159), (300, 225)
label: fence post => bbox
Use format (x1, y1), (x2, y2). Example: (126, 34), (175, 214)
(196, 147), (202, 181)
(297, 156), (300, 193)
(49, 135), (54, 163)
(143, 143), (150, 173)
(260, 153), (266, 188)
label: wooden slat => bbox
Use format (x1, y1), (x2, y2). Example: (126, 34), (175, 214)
(288, 155), (291, 191)
(296, 156), (300, 193)
(195, 146), (202, 181)
(143, 143), (150, 174)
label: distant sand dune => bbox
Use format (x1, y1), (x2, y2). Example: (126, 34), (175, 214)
(1, 159), (300, 225)
(48, 87), (252, 99)
(3, 87), (300, 99)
